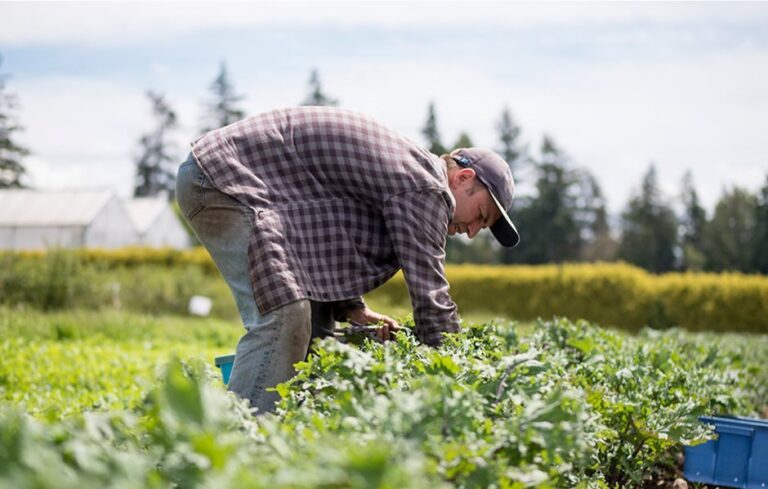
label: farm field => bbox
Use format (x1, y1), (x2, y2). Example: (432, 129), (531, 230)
(0, 305), (526, 420)
(1, 305), (766, 488)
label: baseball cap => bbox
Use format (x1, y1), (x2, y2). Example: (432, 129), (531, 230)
(451, 147), (520, 248)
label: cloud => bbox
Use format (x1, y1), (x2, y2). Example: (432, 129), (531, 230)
(482, 49), (768, 214)
(323, 46), (768, 213)
(2, 2), (768, 46)
(13, 46), (768, 212)
(5, 3), (767, 215)
(12, 72), (307, 197)
(15, 76), (183, 196)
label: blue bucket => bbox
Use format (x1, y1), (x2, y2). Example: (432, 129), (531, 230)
(214, 354), (235, 384)
(684, 415), (768, 489)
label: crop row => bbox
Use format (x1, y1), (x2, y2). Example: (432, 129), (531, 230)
(2, 312), (767, 487)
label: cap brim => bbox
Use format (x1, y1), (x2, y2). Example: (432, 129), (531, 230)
(487, 189), (520, 248)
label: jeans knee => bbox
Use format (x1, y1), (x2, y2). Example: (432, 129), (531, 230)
(282, 299), (312, 345)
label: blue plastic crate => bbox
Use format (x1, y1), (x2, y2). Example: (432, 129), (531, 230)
(214, 353), (235, 385)
(684, 415), (768, 489)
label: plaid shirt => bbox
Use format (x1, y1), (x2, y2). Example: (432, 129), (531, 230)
(191, 107), (459, 345)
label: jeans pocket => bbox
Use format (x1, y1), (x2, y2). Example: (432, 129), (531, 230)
(175, 155), (207, 221)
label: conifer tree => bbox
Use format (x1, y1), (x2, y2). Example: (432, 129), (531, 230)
(134, 91), (178, 199)
(496, 106), (527, 175)
(503, 136), (584, 264)
(301, 69), (338, 106)
(421, 102), (446, 155)
(452, 132), (473, 150)
(752, 175), (768, 274)
(679, 170), (707, 270)
(200, 61), (246, 133)
(618, 165), (678, 273)
(0, 55), (29, 188)
(701, 187), (757, 272)
(578, 173), (617, 262)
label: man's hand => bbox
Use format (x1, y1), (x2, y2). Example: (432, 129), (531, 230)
(346, 307), (400, 342)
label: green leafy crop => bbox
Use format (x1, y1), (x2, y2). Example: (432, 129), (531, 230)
(1, 314), (765, 488)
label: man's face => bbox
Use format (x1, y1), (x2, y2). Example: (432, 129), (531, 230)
(448, 169), (500, 239)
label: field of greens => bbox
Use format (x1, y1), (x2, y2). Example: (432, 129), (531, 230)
(2, 305), (767, 488)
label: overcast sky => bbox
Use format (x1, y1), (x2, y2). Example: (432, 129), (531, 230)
(1, 1), (767, 215)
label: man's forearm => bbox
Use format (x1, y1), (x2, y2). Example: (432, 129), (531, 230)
(327, 297), (366, 322)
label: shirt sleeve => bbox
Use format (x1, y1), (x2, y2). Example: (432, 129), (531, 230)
(381, 188), (460, 346)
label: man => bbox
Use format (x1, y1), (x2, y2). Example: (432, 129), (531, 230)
(176, 106), (519, 413)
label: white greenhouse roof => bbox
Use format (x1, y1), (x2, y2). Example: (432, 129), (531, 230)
(125, 198), (169, 233)
(0, 190), (115, 227)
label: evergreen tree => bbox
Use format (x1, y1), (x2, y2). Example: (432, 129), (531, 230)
(200, 61), (246, 133)
(421, 102), (446, 155)
(578, 173), (618, 262)
(496, 106), (527, 175)
(618, 165), (678, 273)
(134, 91), (178, 200)
(679, 170), (707, 270)
(301, 69), (338, 106)
(502, 136), (584, 264)
(452, 132), (473, 150)
(701, 187), (757, 272)
(445, 234), (500, 264)
(0, 55), (29, 188)
(753, 175), (768, 274)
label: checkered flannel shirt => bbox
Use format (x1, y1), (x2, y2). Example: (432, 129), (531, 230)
(191, 107), (459, 345)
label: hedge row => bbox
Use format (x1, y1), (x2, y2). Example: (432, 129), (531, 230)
(367, 263), (768, 333)
(0, 249), (238, 319)
(6, 247), (219, 274)
(3, 249), (767, 333)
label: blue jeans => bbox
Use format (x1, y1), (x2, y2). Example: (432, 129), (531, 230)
(176, 153), (330, 414)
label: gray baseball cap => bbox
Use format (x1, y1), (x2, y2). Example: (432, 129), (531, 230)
(451, 147), (520, 248)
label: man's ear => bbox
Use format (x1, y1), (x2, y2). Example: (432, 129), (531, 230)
(448, 168), (476, 190)
(455, 168), (477, 186)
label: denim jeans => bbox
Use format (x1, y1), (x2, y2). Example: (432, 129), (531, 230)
(175, 153), (334, 414)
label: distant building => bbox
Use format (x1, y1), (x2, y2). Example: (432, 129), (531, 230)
(125, 197), (190, 248)
(0, 190), (190, 250)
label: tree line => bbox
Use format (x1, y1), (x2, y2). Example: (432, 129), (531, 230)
(1, 55), (766, 274)
(435, 102), (768, 275)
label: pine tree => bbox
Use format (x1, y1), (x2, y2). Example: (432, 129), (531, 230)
(618, 164), (678, 273)
(301, 69), (338, 106)
(502, 136), (584, 264)
(422, 102), (446, 155)
(445, 234), (500, 264)
(578, 173), (617, 262)
(452, 132), (473, 150)
(701, 187), (757, 272)
(0, 55), (29, 188)
(200, 61), (246, 133)
(752, 175), (768, 274)
(134, 91), (178, 200)
(679, 170), (707, 270)
(496, 106), (527, 175)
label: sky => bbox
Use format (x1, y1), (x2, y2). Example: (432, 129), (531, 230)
(1, 1), (767, 216)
